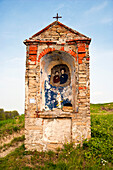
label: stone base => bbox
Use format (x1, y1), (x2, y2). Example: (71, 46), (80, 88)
(25, 112), (91, 151)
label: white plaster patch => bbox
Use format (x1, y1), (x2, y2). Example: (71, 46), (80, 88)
(43, 119), (71, 143)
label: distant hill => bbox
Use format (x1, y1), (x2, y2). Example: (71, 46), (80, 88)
(90, 102), (113, 114)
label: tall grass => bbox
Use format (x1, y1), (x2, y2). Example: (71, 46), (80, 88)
(0, 113), (113, 169)
(0, 114), (24, 138)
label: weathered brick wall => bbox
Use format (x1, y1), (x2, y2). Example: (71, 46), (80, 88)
(24, 21), (91, 151)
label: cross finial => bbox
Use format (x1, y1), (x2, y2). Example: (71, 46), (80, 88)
(53, 13), (62, 21)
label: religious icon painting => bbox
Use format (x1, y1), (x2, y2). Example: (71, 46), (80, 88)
(53, 71), (60, 83)
(50, 64), (71, 87)
(60, 68), (68, 84)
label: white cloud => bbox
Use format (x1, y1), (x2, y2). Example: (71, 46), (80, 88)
(101, 17), (113, 24)
(85, 1), (107, 15)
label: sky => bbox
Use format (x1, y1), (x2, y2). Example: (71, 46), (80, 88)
(0, 0), (113, 114)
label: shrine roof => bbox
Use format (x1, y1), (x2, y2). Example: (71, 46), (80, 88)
(24, 21), (91, 44)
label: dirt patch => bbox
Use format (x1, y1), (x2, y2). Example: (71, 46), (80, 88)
(0, 141), (23, 158)
(101, 106), (113, 112)
(0, 129), (24, 146)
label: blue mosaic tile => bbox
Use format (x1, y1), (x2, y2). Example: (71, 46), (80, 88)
(44, 75), (72, 110)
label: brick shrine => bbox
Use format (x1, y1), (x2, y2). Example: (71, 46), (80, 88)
(23, 20), (91, 151)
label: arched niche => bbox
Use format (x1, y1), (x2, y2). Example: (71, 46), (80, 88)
(40, 50), (76, 111)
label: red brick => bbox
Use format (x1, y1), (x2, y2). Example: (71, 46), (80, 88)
(78, 53), (85, 59)
(38, 55), (41, 59)
(47, 48), (50, 52)
(43, 50), (46, 55)
(78, 46), (85, 52)
(29, 46), (37, 51)
(73, 53), (77, 57)
(77, 43), (85, 47)
(45, 49), (48, 53)
(86, 58), (90, 61)
(78, 59), (82, 64)
(30, 56), (37, 61)
(29, 50), (37, 54)
(79, 86), (87, 90)
(86, 44), (89, 48)
(77, 43), (85, 52)
(68, 49), (72, 53)
(39, 53), (43, 58)
(60, 47), (64, 51)
(41, 51), (45, 56)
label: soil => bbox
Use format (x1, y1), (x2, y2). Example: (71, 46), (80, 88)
(0, 129), (24, 146)
(0, 129), (24, 158)
(101, 106), (113, 112)
(0, 141), (23, 157)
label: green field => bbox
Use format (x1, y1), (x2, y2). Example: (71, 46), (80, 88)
(90, 102), (113, 114)
(0, 114), (24, 138)
(0, 103), (113, 169)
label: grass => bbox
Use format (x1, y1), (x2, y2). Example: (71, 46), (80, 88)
(0, 114), (24, 138)
(90, 102), (113, 114)
(0, 103), (113, 169)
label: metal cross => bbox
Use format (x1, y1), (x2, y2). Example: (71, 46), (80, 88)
(53, 13), (62, 21)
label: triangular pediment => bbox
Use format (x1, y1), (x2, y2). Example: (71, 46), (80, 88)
(24, 21), (91, 44)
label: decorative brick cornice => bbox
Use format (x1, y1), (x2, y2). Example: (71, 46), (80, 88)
(23, 39), (57, 45)
(66, 38), (91, 42)
(24, 39), (91, 46)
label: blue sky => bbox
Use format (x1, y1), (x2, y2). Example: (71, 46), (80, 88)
(0, 0), (113, 114)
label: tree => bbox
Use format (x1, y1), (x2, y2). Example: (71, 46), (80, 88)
(11, 110), (19, 118)
(0, 109), (19, 120)
(0, 109), (5, 120)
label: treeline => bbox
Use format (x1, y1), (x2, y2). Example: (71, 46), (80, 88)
(0, 109), (19, 121)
